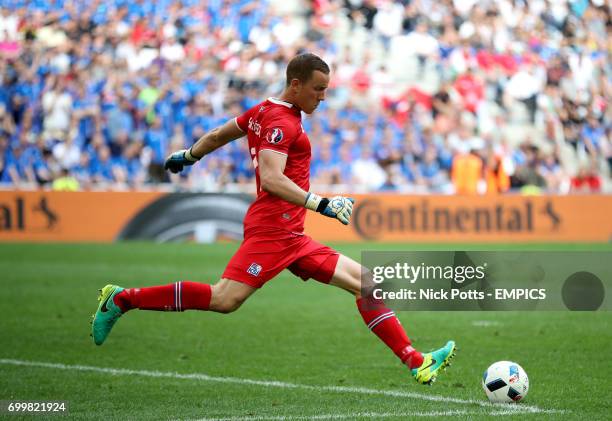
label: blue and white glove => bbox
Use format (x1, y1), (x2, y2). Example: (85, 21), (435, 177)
(305, 193), (355, 225)
(164, 147), (201, 174)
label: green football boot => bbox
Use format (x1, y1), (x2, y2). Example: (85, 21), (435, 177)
(411, 340), (457, 384)
(91, 284), (124, 346)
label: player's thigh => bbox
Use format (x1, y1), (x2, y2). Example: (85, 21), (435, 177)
(287, 237), (339, 285)
(329, 254), (363, 296)
(210, 278), (257, 313)
(223, 233), (303, 289)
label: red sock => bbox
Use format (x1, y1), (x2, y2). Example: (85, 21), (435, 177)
(114, 282), (211, 312)
(357, 296), (424, 369)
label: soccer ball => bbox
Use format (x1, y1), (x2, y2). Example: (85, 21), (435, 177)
(482, 361), (529, 403)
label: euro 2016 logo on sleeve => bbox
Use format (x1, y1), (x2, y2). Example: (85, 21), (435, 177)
(247, 263), (262, 277)
(267, 128), (283, 144)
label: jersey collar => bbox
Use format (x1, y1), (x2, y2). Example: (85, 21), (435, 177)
(268, 97), (294, 108)
(268, 97), (302, 116)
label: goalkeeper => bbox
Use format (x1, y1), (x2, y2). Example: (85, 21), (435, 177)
(92, 53), (455, 385)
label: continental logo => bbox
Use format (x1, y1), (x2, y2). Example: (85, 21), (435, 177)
(0, 196), (58, 233)
(352, 199), (561, 240)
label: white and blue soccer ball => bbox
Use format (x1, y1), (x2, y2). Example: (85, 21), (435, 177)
(482, 361), (529, 403)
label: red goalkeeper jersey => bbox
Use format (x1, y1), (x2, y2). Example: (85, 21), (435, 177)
(235, 97), (311, 235)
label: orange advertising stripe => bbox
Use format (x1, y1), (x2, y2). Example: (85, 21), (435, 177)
(0, 191), (163, 242)
(1, 191), (611, 243)
(304, 194), (612, 243)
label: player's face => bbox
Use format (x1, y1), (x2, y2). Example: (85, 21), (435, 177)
(296, 70), (329, 114)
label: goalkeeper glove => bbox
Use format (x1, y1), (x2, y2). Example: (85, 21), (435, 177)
(164, 147), (201, 173)
(305, 193), (355, 225)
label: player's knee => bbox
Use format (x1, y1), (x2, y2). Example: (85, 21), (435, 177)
(211, 289), (245, 313)
(210, 283), (247, 314)
(330, 255), (363, 297)
(332, 270), (361, 297)
(342, 278), (361, 297)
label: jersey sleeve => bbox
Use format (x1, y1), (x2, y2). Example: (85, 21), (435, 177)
(235, 105), (256, 133)
(259, 119), (300, 156)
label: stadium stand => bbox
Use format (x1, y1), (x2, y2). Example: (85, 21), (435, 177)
(0, 0), (609, 193)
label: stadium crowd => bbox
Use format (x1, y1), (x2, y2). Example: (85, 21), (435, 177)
(0, 0), (609, 194)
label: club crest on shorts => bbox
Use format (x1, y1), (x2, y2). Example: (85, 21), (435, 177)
(266, 128), (283, 144)
(247, 262), (262, 277)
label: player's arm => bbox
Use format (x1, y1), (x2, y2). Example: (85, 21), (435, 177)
(164, 118), (245, 173)
(259, 149), (355, 225)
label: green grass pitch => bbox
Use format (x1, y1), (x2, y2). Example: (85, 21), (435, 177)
(0, 242), (610, 420)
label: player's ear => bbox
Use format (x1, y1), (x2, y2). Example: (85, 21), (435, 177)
(289, 78), (302, 93)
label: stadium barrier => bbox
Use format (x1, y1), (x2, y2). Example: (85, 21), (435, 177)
(305, 194), (612, 243)
(0, 191), (610, 243)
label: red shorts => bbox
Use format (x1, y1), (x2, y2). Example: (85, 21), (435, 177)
(222, 229), (340, 289)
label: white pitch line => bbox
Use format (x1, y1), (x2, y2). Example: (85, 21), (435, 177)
(192, 410), (470, 421)
(471, 320), (502, 327)
(0, 358), (563, 415)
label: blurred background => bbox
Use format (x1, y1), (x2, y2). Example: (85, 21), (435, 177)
(0, 0), (609, 195)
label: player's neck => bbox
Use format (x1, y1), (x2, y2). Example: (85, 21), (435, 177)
(278, 92), (299, 109)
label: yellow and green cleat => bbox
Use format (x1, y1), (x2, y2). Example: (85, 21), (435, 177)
(412, 340), (457, 385)
(91, 284), (124, 346)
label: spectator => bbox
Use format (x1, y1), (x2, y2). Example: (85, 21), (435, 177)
(144, 117), (168, 183)
(372, 1), (403, 49)
(311, 143), (340, 186)
(454, 67), (485, 115)
(581, 115), (605, 157)
(52, 128), (81, 169)
(418, 146), (449, 192)
(571, 162), (602, 193)
(511, 144), (547, 193)
(41, 76), (73, 141)
(0, 134), (10, 183)
(72, 151), (93, 189)
(538, 151), (569, 194)
(484, 150), (510, 194)
(0, 8), (19, 42)
(351, 145), (386, 191)
(504, 64), (544, 123)
(451, 150), (483, 195)
(52, 167), (79, 191)
(404, 21), (439, 77)
(272, 14), (302, 48)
